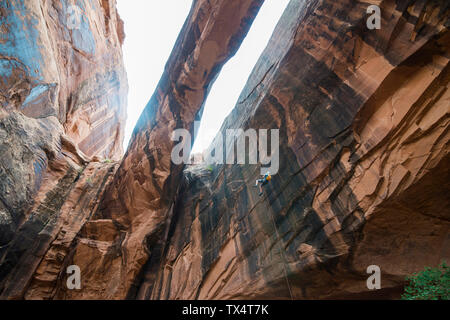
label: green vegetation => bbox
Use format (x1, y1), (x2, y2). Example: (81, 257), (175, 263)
(401, 262), (449, 300)
(103, 159), (113, 164)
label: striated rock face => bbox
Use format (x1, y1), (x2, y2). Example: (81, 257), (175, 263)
(138, 0), (450, 299)
(0, 0), (126, 299)
(60, 0), (266, 300)
(0, 0), (127, 160)
(0, 0), (449, 300)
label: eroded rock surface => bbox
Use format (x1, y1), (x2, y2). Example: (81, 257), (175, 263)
(0, 0), (127, 299)
(0, 0), (449, 300)
(139, 0), (450, 299)
(61, 0), (266, 300)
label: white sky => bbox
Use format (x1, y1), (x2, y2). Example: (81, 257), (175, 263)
(117, 0), (290, 153)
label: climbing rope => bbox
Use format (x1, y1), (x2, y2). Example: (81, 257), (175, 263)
(240, 171), (296, 299)
(266, 204), (295, 301)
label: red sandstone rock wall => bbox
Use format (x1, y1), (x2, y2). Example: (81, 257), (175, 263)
(137, 0), (450, 299)
(0, 0), (127, 299)
(0, 0), (448, 300)
(57, 0), (266, 300)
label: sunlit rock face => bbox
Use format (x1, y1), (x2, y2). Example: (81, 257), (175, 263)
(138, 0), (450, 299)
(0, 0), (127, 299)
(0, 0), (449, 300)
(57, 0), (266, 300)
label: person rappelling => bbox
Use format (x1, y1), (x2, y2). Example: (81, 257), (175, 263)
(254, 171), (272, 196)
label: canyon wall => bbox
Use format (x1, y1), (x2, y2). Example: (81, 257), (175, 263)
(56, 0), (266, 300)
(139, 0), (450, 299)
(0, 0), (448, 300)
(0, 0), (127, 299)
